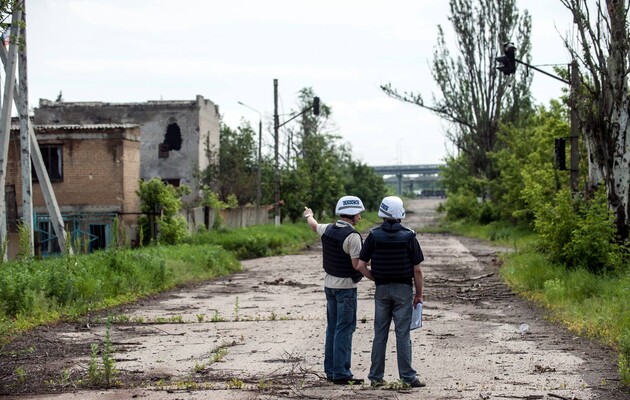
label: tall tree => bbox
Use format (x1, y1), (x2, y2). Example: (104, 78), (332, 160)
(201, 121), (258, 205)
(278, 88), (386, 221)
(559, 0), (630, 240)
(382, 0), (532, 193)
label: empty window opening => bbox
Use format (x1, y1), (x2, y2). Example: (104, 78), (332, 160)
(36, 221), (61, 256)
(89, 224), (108, 252)
(164, 122), (182, 151)
(33, 145), (63, 182)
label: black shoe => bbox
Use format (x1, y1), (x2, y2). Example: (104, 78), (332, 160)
(408, 378), (426, 388)
(326, 376), (333, 382)
(370, 379), (387, 387)
(333, 377), (364, 385)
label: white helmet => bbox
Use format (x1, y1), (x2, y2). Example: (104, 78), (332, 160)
(378, 196), (405, 219)
(335, 195), (365, 216)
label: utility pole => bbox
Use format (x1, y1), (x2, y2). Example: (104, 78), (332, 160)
(271, 79), (320, 226)
(569, 60), (579, 192)
(0, 7), (22, 260)
(18, 5), (34, 256)
(273, 79), (280, 226)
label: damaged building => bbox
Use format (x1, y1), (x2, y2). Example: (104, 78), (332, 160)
(6, 123), (142, 257)
(5, 95), (220, 258)
(34, 95), (221, 204)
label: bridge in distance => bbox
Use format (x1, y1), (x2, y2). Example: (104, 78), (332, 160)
(370, 164), (445, 196)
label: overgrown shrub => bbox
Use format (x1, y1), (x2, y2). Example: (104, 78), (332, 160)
(137, 178), (190, 245)
(529, 187), (622, 273)
(444, 190), (479, 222)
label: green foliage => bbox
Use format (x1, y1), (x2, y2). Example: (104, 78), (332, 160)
(501, 246), (629, 345)
(199, 121), (257, 205)
(137, 178), (189, 245)
(88, 320), (118, 386)
(88, 343), (101, 385)
(489, 104), (567, 224)
(383, 0), (533, 197)
(0, 245), (240, 341)
(501, 250), (564, 293)
(530, 187), (622, 273)
(16, 222), (31, 260)
(443, 190), (479, 222)
(158, 215), (189, 245)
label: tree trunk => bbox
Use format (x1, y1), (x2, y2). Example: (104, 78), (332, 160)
(563, 0), (630, 240)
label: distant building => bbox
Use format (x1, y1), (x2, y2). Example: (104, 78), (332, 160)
(6, 123), (142, 258)
(34, 95), (221, 204)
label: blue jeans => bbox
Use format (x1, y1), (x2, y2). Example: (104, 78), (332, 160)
(368, 283), (417, 383)
(324, 287), (357, 380)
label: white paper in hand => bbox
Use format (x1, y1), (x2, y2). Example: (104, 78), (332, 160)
(410, 303), (423, 330)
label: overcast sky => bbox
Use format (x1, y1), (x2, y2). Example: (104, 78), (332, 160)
(24, 0), (576, 166)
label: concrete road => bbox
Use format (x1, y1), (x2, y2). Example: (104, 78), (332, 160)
(7, 199), (627, 400)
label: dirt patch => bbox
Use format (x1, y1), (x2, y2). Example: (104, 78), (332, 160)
(1, 198), (628, 399)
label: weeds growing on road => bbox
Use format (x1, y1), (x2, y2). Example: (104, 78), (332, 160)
(443, 220), (630, 385)
(211, 310), (224, 322)
(234, 296), (240, 321)
(87, 320), (118, 387)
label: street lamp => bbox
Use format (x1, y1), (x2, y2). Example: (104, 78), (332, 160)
(237, 101), (262, 206)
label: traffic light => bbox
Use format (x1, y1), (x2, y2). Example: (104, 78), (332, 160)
(496, 42), (516, 75)
(313, 97), (320, 116)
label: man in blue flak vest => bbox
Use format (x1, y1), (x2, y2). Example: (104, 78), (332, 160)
(357, 196), (426, 388)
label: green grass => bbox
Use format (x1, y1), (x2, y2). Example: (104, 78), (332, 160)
(0, 244), (242, 343)
(502, 251), (630, 346)
(426, 218), (535, 250)
(0, 214), (382, 345)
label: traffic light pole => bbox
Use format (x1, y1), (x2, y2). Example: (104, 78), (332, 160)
(514, 59), (569, 85)
(517, 58), (577, 190)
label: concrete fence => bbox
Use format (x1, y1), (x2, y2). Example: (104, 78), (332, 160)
(185, 205), (273, 232)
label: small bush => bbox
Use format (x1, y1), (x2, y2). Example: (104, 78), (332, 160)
(444, 191), (479, 222)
